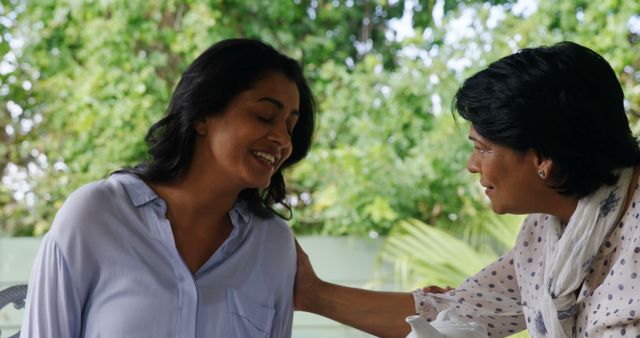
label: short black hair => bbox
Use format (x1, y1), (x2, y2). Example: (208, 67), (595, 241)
(454, 41), (640, 197)
(119, 38), (316, 217)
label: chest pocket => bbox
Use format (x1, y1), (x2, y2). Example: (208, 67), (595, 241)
(226, 288), (275, 338)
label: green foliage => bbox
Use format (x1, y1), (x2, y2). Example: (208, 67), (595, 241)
(288, 97), (485, 235)
(380, 218), (500, 288)
(1, 0), (639, 245)
(0, 0), (412, 235)
(1, 0), (491, 236)
(378, 214), (524, 289)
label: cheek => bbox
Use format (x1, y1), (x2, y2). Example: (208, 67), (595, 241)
(281, 147), (294, 164)
(206, 132), (238, 161)
(485, 165), (499, 180)
(485, 158), (509, 180)
(274, 147), (294, 171)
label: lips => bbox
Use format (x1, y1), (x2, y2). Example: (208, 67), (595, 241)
(480, 182), (494, 196)
(252, 150), (280, 167)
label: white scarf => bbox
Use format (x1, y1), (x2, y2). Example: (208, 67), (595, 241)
(534, 167), (634, 337)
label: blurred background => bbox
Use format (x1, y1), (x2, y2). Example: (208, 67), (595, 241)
(1, 0), (639, 336)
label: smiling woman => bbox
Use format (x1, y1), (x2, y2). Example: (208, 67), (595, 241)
(194, 72), (301, 191)
(19, 39), (316, 338)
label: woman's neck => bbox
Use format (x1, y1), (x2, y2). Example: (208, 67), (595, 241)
(549, 195), (579, 225)
(549, 165), (640, 224)
(149, 171), (240, 231)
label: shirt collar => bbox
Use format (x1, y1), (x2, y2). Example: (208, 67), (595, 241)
(112, 173), (160, 207)
(229, 198), (252, 224)
(111, 173), (253, 224)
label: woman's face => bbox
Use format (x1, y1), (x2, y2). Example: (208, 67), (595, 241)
(194, 71), (300, 190)
(466, 126), (543, 215)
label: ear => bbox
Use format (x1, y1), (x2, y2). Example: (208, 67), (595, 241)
(194, 119), (208, 136)
(532, 151), (553, 179)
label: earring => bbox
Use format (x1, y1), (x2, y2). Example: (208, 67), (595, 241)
(538, 170), (546, 178)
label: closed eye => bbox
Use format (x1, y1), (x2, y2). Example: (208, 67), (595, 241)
(255, 111), (275, 123)
(475, 147), (489, 155)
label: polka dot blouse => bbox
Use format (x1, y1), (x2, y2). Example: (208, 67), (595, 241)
(413, 183), (640, 337)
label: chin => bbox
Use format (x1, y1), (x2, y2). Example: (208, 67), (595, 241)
(240, 178), (271, 191)
(490, 204), (509, 215)
(256, 178), (272, 190)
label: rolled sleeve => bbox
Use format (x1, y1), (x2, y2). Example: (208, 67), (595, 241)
(413, 250), (526, 337)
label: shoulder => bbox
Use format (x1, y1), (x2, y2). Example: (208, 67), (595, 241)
(515, 214), (547, 241)
(627, 181), (640, 214)
(253, 214), (294, 242)
(516, 214), (551, 237)
(233, 201), (295, 243)
(248, 214), (296, 260)
(522, 213), (550, 227)
(65, 178), (125, 206)
(57, 178), (126, 217)
(513, 214), (549, 264)
(48, 177), (129, 239)
(262, 214), (293, 234)
(246, 213), (295, 251)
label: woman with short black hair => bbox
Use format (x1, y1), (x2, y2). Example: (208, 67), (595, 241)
(456, 41), (640, 197)
(294, 41), (640, 338)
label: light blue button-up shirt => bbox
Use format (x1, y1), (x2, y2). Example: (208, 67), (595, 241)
(20, 173), (296, 338)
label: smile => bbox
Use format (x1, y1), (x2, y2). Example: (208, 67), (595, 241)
(252, 151), (277, 165)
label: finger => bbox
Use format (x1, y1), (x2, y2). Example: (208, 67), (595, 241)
(422, 285), (454, 294)
(422, 286), (442, 293)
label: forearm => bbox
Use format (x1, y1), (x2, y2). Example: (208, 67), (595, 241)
(300, 280), (415, 338)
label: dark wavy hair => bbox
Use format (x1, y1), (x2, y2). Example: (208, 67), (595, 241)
(118, 38), (316, 218)
(454, 41), (640, 197)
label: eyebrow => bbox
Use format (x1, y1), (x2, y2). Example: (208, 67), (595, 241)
(468, 135), (486, 146)
(258, 97), (300, 116)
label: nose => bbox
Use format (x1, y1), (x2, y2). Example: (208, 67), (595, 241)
(268, 122), (292, 148)
(467, 152), (479, 174)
